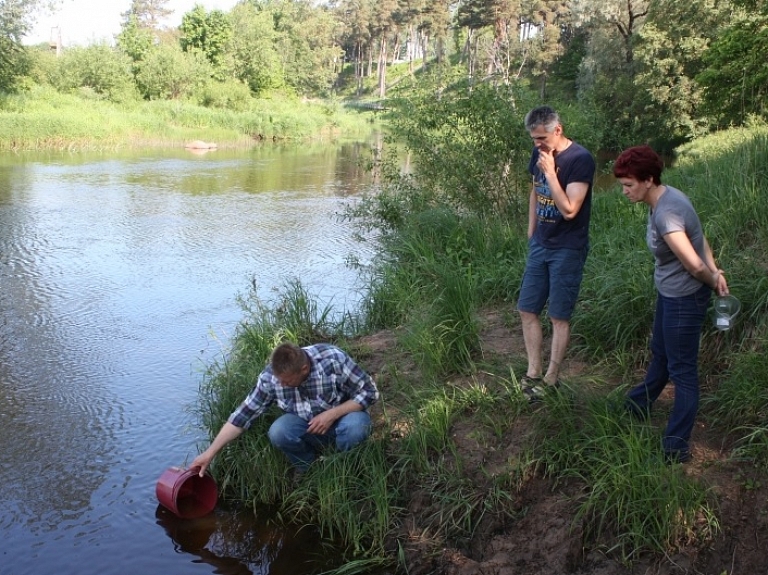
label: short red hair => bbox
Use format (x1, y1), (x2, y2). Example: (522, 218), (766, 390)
(613, 145), (664, 185)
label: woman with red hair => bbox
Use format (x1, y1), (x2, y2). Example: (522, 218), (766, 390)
(613, 145), (729, 463)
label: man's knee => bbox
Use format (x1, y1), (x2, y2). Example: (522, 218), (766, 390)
(519, 310), (540, 325)
(335, 411), (372, 451)
(268, 414), (307, 447)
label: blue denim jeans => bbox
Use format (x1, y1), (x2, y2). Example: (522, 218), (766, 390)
(268, 411), (372, 471)
(626, 284), (711, 459)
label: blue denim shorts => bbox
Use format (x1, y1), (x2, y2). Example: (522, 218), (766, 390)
(517, 238), (588, 320)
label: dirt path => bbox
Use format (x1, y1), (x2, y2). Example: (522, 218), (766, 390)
(357, 307), (768, 575)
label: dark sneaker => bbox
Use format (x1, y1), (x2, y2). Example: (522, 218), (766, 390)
(519, 375), (541, 387)
(519, 376), (541, 402)
(522, 379), (561, 404)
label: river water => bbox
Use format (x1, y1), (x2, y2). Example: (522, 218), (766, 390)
(0, 140), (379, 575)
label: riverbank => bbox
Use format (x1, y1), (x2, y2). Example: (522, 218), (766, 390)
(0, 85), (377, 151)
(352, 310), (768, 575)
(196, 126), (768, 574)
(199, 285), (768, 575)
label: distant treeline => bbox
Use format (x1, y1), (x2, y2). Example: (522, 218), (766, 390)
(2, 0), (766, 151)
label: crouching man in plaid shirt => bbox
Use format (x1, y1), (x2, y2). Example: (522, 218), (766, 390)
(191, 342), (380, 475)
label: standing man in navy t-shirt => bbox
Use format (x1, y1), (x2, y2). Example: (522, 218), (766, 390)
(517, 106), (595, 403)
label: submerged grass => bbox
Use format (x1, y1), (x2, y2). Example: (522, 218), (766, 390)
(285, 439), (396, 556)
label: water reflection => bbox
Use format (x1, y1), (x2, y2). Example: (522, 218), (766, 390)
(0, 140), (378, 575)
(155, 505), (331, 575)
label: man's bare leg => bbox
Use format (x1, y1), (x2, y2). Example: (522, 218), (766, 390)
(545, 317), (570, 385)
(520, 310), (543, 379)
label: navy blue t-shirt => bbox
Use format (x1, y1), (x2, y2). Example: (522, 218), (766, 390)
(528, 142), (595, 250)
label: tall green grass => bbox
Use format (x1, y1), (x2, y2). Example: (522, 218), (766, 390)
(194, 124), (768, 571)
(575, 129), (768, 377)
(0, 85), (376, 150)
(573, 192), (656, 368)
(529, 387), (718, 562)
(284, 439), (397, 556)
(353, 204), (525, 376)
(702, 351), (768, 467)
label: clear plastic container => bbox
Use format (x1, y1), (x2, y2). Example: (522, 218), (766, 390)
(713, 295), (741, 331)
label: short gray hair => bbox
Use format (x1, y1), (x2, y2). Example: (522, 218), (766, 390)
(524, 106), (561, 133)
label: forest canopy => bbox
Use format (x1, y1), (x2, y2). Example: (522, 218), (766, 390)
(2, 0), (767, 150)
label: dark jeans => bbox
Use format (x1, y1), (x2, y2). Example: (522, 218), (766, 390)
(626, 284), (711, 458)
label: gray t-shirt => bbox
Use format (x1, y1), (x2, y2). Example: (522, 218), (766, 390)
(647, 185), (707, 297)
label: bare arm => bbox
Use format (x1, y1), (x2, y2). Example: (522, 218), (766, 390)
(190, 422), (245, 477)
(664, 232), (729, 296)
(527, 182), (537, 238)
(536, 149), (590, 220)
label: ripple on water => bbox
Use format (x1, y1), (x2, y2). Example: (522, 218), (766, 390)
(0, 146), (378, 575)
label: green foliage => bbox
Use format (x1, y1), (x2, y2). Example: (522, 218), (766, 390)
(573, 191), (656, 364)
(195, 78), (252, 111)
(226, 2), (285, 95)
(548, 30), (588, 99)
(264, 0), (344, 97)
(385, 70), (536, 216)
(732, 426), (768, 469)
(50, 43), (138, 103)
(220, 0), (344, 97)
(24, 44), (58, 86)
(284, 440), (396, 555)
(400, 258), (480, 377)
(121, 0), (172, 30)
(633, 0), (728, 148)
(0, 35), (32, 93)
(350, 192), (524, 374)
(531, 388), (718, 561)
(702, 351), (768, 432)
(116, 14), (154, 64)
(180, 5), (232, 78)
(1, 0), (46, 92)
(134, 42), (212, 100)
(0, 0), (47, 39)
(697, 12), (768, 127)
(672, 128), (768, 255)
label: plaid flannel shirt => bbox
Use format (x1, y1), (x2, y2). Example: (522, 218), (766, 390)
(228, 343), (379, 428)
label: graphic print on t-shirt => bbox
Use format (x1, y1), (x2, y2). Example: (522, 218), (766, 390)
(534, 173), (560, 223)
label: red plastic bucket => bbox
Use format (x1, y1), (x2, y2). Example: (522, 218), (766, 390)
(155, 467), (218, 519)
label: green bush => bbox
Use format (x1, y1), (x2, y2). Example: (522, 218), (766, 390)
(134, 43), (212, 101)
(196, 78), (253, 111)
(49, 43), (138, 103)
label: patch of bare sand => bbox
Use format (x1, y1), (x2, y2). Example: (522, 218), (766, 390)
(354, 307), (768, 575)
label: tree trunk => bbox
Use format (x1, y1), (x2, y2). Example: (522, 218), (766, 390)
(367, 45), (373, 78)
(391, 34), (400, 65)
(355, 41), (363, 96)
(378, 35), (388, 99)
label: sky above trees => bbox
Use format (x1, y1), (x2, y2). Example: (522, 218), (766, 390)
(24, 0), (240, 45)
